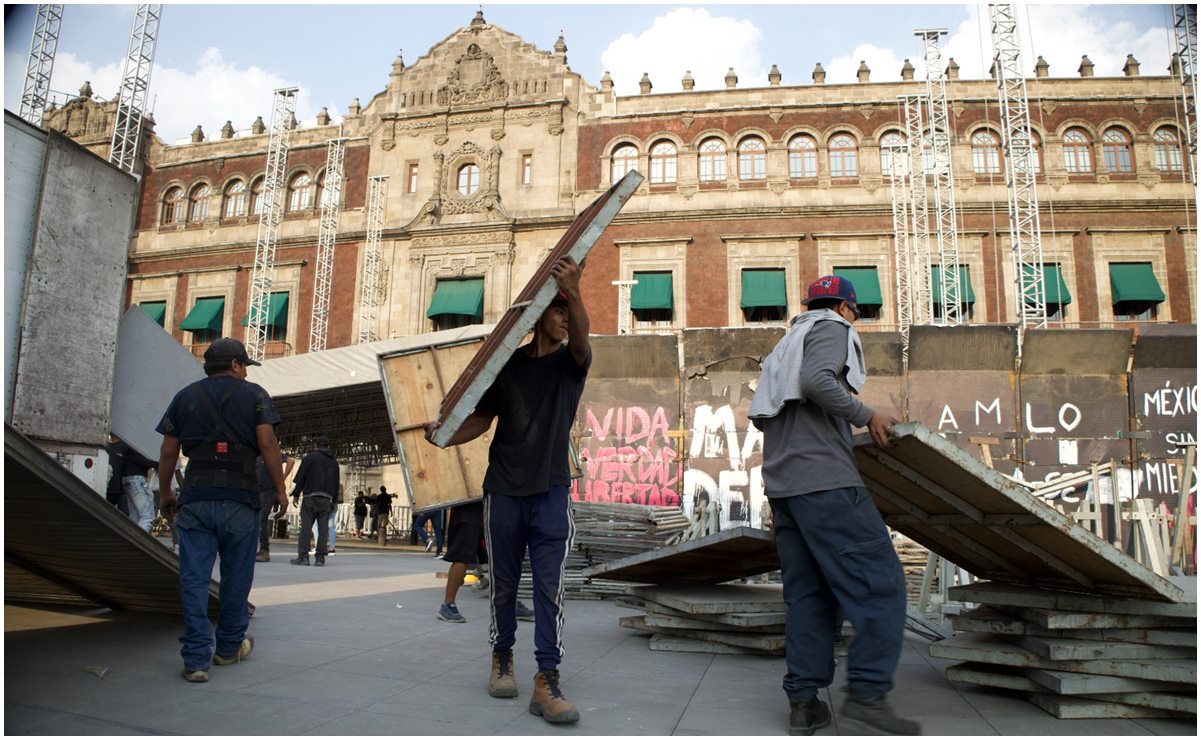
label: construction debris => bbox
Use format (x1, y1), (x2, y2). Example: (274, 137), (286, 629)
(616, 585), (786, 656)
(583, 526), (778, 585)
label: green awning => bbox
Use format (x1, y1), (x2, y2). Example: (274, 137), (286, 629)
(139, 301), (166, 327)
(832, 267), (882, 306)
(179, 297), (225, 332)
(930, 265), (976, 304)
(631, 272), (674, 310)
(241, 292), (289, 327)
(426, 278), (484, 319)
(1109, 263), (1165, 304)
(1022, 264), (1073, 305)
(740, 269), (787, 309)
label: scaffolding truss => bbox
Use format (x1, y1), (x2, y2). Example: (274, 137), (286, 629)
(1175, 4), (1198, 186)
(917, 29), (964, 326)
(902, 93), (934, 326)
(358, 176), (389, 344)
(309, 132), (347, 353)
(19, 4), (64, 127)
(990, 4), (1047, 333)
(885, 135), (912, 360)
(108, 4), (162, 174)
(246, 87), (299, 362)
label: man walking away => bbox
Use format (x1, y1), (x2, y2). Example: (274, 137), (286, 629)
(353, 490), (368, 539)
(255, 450), (294, 562)
(375, 485), (393, 542)
(156, 337), (287, 683)
(290, 436), (339, 566)
(107, 434), (158, 532)
(425, 255), (589, 726)
(749, 276), (917, 736)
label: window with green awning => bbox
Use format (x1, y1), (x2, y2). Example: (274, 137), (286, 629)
(631, 272), (674, 310)
(241, 291), (290, 327)
(740, 269), (786, 309)
(179, 296), (225, 332)
(831, 266), (882, 305)
(426, 278), (484, 320)
(139, 301), (166, 327)
(1021, 263), (1072, 305)
(1109, 263), (1165, 303)
(930, 265), (976, 304)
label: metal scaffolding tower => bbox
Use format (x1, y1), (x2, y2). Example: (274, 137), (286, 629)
(990, 4), (1047, 334)
(108, 4), (162, 174)
(885, 134), (913, 360)
(309, 131), (348, 353)
(612, 280), (637, 335)
(902, 93), (935, 326)
(1175, 4), (1198, 186)
(917, 29), (964, 326)
(358, 176), (389, 344)
(19, 4), (64, 127)
(246, 87), (299, 362)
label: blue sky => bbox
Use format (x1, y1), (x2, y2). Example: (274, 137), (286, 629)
(4, 3), (1177, 144)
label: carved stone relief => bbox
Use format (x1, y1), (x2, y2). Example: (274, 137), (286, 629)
(437, 43), (509, 107)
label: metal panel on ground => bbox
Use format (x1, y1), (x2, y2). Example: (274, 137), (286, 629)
(430, 170), (643, 448)
(574, 334), (682, 508)
(1130, 324), (1197, 507)
(582, 527), (777, 584)
(853, 422), (1183, 602)
(4, 424), (220, 614)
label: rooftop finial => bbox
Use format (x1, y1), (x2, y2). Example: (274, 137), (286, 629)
(471, 6), (485, 26)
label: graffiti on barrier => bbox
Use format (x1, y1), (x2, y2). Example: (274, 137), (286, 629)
(681, 403), (765, 530)
(572, 405), (681, 507)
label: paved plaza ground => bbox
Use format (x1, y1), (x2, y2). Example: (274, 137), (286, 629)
(4, 542), (1197, 736)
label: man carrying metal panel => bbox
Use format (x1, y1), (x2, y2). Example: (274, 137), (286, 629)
(749, 276), (918, 735)
(155, 337), (287, 683)
(424, 256), (589, 725)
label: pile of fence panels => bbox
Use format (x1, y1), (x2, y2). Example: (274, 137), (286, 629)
(932, 581), (1196, 719)
(616, 584), (785, 655)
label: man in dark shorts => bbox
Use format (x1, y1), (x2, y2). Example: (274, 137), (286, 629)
(426, 255), (589, 725)
(436, 501), (535, 624)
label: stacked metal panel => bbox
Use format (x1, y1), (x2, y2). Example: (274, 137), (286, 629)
(616, 584), (786, 656)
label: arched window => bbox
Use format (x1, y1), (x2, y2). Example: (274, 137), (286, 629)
(187, 184), (210, 222)
(789, 135), (818, 178)
(1101, 128), (1133, 172)
(879, 132), (906, 176)
(223, 180), (247, 218)
(457, 163), (480, 195)
(828, 134), (858, 177)
(1154, 128), (1183, 172)
(611, 144), (638, 182)
(250, 178), (265, 215)
(649, 141), (677, 184)
(738, 137), (766, 180)
(1062, 128), (1093, 173)
(698, 138), (727, 182)
(287, 173), (314, 211)
(971, 130), (1002, 175)
(162, 187), (183, 224)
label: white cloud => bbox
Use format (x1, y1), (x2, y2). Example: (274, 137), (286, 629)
(42, 46), (319, 144)
(827, 44), (910, 85)
(600, 7), (765, 94)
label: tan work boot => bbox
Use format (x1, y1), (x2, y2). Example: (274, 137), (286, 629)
(488, 650), (518, 698)
(529, 670), (580, 724)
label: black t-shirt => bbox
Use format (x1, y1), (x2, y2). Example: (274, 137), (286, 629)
(156, 375), (282, 508)
(476, 343), (590, 496)
(256, 452), (289, 494)
(376, 491), (392, 513)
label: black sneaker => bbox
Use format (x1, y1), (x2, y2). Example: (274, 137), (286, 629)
(788, 697), (831, 736)
(314, 558), (325, 567)
(515, 601), (535, 622)
(841, 694), (920, 735)
(290, 556), (310, 566)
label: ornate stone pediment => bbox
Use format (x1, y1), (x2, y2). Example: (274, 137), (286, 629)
(437, 43), (508, 107)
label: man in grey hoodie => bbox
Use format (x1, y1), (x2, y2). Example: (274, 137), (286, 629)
(749, 275), (917, 736)
(289, 436), (340, 567)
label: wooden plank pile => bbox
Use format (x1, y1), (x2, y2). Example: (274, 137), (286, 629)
(932, 580), (1197, 719)
(615, 584), (786, 656)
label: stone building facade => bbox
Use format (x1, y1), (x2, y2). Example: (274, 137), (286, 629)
(45, 10), (1196, 359)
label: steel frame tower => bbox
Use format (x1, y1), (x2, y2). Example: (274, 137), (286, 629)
(917, 29), (964, 326)
(246, 87), (299, 362)
(358, 176), (389, 344)
(19, 4), (64, 127)
(1174, 4), (1198, 186)
(902, 94), (935, 326)
(309, 132), (348, 352)
(885, 135), (913, 359)
(990, 4), (1047, 335)
(108, 4), (162, 174)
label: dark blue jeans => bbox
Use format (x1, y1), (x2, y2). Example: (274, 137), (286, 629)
(769, 487), (907, 703)
(175, 499), (259, 671)
(413, 510), (444, 553)
(484, 485), (574, 672)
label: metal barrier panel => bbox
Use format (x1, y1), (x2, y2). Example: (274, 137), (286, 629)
(1131, 324), (1198, 507)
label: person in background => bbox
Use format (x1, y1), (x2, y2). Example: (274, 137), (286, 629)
(255, 448), (295, 562)
(353, 490), (368, 539)
(375, 485), (393, 542)
(289, 436), (340, 567)
(107, 434), (158, 532)
(436, 501), (535, 624)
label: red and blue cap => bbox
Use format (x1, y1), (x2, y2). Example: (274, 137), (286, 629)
(801, 275), (857, 306)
